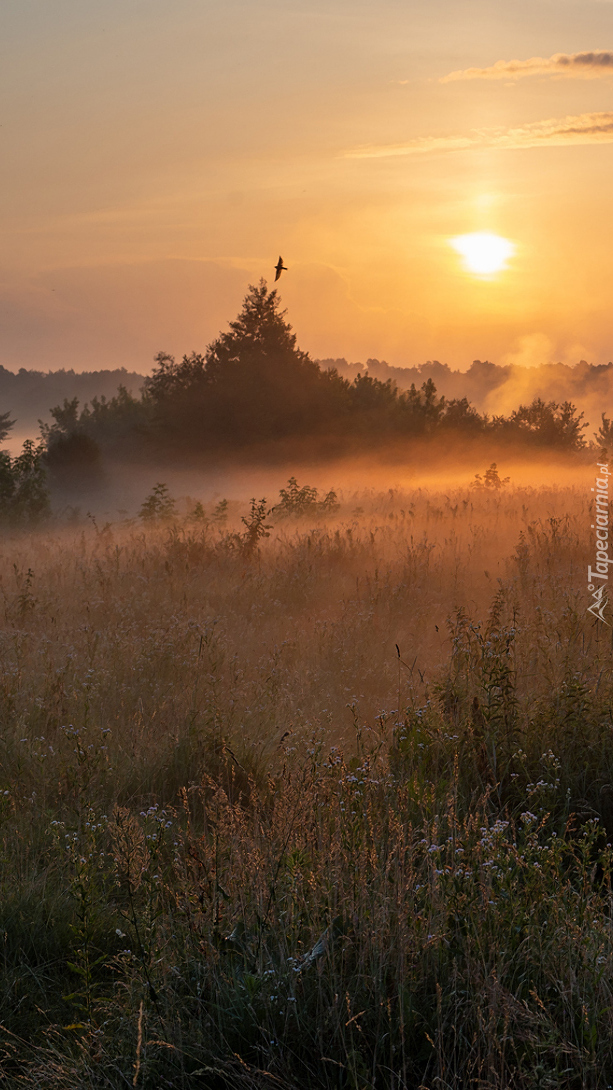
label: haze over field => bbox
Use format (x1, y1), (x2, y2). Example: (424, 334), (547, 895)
(3, 479), (613, 1087)
(3, 0), (613, 374)
(5, 4), (613, 1086)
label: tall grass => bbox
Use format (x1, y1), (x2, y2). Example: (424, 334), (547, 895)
(1, 482), (612, 1087)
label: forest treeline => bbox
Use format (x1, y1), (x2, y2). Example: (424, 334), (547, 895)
(0, 365), (143, 437)
(2, 281), (612, 512)
(320, 355), (613, 415)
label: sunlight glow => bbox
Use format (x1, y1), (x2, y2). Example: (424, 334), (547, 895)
(450, 232), (515, 275)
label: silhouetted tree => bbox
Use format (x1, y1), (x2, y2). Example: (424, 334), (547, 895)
(0, 437), (49, 527)
(441, 396), (487, 433)
(402, 378), (446, 434)
(348, 373), (399, 414)
(40, 398), (102, 486)
(494, 397), (587, 450)
(50, 283), (597, 460)
(145, 280), (349, 449)
(144, 352), (207, 403)
(0, 410), (15, 444)
(1, 412), (49, 526)
(595, 412), (613, 453)
(38, 388), (151, 462)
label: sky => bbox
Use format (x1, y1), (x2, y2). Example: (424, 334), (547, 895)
(2, 0), (613, 374)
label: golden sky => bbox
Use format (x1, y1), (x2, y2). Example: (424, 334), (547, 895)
(2, 0), (613, 372)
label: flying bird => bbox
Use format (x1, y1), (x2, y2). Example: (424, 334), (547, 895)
(274, 256), (287, 281)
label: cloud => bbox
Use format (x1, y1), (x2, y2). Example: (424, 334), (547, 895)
(441, 50), (613, 82)
(344, 135), (477, 158)
(501, 111), (613, 148)
(343, 112), (613, 159)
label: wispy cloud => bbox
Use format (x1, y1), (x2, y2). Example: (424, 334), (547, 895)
(343, 112), (613, 159)
(441, 50), (613, 82)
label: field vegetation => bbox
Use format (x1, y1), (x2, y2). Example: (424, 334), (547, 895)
(1, 476), (612, 1088)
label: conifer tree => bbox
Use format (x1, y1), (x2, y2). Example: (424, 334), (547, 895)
(145, 280), (347, 448)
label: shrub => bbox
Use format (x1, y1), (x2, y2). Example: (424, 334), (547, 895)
(272, 476), (339, 518)
(139, 482), (177, 522)
(0, 438), (50, 527)
(472, 462), (510, 490)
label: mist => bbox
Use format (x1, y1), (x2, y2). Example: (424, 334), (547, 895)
(4, 356), (612, 464)
(322, 356), (613, 435)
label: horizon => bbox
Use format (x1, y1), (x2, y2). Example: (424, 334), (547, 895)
(3, 351), (613, 379)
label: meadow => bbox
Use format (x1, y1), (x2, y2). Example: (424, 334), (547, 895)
(1, 472), (612, 1088)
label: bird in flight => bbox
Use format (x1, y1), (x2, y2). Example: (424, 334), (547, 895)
(274, 256), (287, 281)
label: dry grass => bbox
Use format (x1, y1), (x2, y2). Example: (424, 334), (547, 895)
(0, 480), (612, 1088)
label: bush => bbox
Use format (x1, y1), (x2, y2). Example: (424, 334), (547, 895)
(472, 462), (510, 490)
(39, 397), (103, 488)
(272, 476), (339, 518)
(0, 438), (50, 527)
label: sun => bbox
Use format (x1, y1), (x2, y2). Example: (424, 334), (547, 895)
(450, 232), (515, 275)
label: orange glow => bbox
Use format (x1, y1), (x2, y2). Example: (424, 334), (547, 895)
(1, 4), (613, 372)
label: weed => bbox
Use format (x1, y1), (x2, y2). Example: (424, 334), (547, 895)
(139, 482), (177, 522)
(238, 497), (272, 556)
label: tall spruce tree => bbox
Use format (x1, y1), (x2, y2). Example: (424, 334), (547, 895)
(146, 280), (348, 449)
(205, 279), (307, 381)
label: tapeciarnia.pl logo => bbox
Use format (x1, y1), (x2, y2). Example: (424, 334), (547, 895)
(587, 461), (611, 624)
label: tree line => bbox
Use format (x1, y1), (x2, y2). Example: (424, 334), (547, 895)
(319, 355), (613, 416)
(40, 282), (597, 455)
(1, 279), (609, 524)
